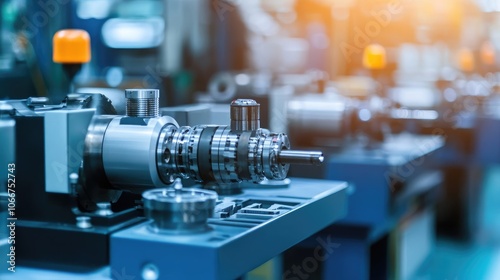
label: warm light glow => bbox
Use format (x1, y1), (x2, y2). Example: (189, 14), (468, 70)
(457, 48), (475, 72)
(480, 41), (496, 66)
(363, 44), (386, 70)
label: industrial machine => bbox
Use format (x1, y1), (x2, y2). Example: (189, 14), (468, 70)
(281, 45), (445, 279)
(0, 88), (347, 280)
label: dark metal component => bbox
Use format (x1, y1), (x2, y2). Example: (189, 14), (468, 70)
(119, 117), (148, 126)
(125, 89), (159, 118)
(11, 96), (144, 268)
(15, 116), (76, 223)
(230, 99), (260, 131)
(237, 131), (253, 180)
(64, 93), (118, 115)
(198, 126), (218, 183)
(81, 115), (122, 206)
(156, 124), (177, 185)
(278, 150), (325, 166)
(17, 213), (144, 268)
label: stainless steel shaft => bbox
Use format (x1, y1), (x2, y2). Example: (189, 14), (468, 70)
(278, 150), (324, 166)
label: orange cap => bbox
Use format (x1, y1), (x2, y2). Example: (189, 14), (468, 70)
(480, 41), (495, 66)
(363, 44), (386, 70)
(53, 29), (91, 64)
(457, 48), (475, 72)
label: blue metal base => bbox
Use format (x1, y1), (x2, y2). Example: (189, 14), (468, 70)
(316, 134), (442, 279)
(325, 134), (443, 226)
(110, 178), (347, 280)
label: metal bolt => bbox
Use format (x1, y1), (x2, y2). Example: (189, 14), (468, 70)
(76, 216), (92, 229)
(95, 202), (113, 216)
(173, 178), (183, 195)
(69, 173), (79, 184)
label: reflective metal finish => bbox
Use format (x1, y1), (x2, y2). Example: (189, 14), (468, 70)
(287, 94), (349, 143)
(262, 132), (290, 179)
(143, 180), (217, 233)
(278, 150), (324, 166)
(125, 89), (160, 118)
(101, 116), (178, 192)
(83, 92), (324, 195)
(81, 115), (122, 203)
(156, 125), (306, 185)
(230, 99), (260, 131)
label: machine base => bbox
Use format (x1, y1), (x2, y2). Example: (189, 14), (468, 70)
(111, 178), (347, 280)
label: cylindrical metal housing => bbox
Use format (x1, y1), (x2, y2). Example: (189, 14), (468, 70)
(287, 94), (350, 146)
(125, 89), (160, 118)
(101, 116), (178, 192)
(230, 99), (260, 131)
(158, 125), (292, 184)
(143, 186), (217, 233)
(82, 115), (122, 204)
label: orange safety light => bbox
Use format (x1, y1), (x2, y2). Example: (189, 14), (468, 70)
(363, 44), (386, 70)
(53, 29), (91, 64)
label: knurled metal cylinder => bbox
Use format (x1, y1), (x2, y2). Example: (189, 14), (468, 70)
(125, 89), (159, 118)
(230, 99), (260, 131)
(143, 184), (217, 234)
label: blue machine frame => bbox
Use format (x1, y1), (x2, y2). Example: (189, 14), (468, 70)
(110, 178), (347, 280)
(313, 134), (443, 279)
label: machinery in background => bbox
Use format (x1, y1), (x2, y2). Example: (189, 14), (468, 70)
(317, 135), (442, 280)
(196, 71), (274, 128)
(386, 46), (500, 240)
(0, 1), (46, 99)
(280, 44), (445, 279)
(278, 36), (500, 277)
(0, 88), (348, 280)
(286, 107), (443, 279)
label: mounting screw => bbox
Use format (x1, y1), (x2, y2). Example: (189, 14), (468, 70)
(76, 216), (92, 229)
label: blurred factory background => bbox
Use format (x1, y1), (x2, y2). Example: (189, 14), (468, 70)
(1, 0), (500, 279)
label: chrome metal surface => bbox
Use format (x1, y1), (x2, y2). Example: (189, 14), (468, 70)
(82, 115), (121, 202)
(143, 180), (217, 233)
(278, 150), (324, 166)
(76, 216), (92, 229)
(230, 99), (260, 131)
(154, 124), (318, 186)
(83, 93), (324, 196)
(125, 89), (160, 118)
(102, 116), (178, 192)
(262, 132), (290, 180)
(287, 93), (348, 136)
